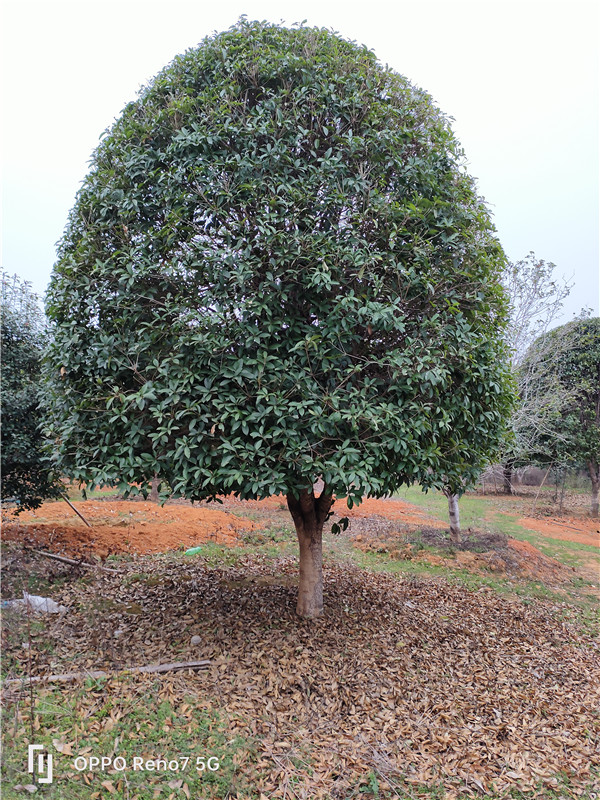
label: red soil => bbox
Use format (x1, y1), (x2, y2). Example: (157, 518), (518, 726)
(506, 538), (571, 581)
(341, 496), (447, 528)
(1, 500), (257, 559)
(515, 515), (600, 548)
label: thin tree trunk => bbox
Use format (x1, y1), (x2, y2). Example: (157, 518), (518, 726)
(589, 461), (599, 518)
(150, 475), (159, 503)
(503, 462), (514, 495)
(443, 489), (461, 544)
(559, 470), (567, 513)
(287, 488), (333, 619)
(532, 466), (551, 514)
(553, 468), (560, 503)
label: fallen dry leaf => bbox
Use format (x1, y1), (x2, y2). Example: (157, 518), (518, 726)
(52, 739), (73, 755)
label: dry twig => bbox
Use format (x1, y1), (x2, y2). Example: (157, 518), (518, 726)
(4, 660), (212, 687)
(31, 549), (119, 573)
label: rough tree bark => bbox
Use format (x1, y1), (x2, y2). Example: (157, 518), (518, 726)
(589, 461), (599, 518)
(443, 489), (461, 544)
(287, 488), (334, 619)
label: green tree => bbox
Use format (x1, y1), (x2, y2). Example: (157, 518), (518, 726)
(1, 273), (63, 511)
(45, 20), (514, 617)
(527, 317), (600, 516)
(499, 253), (573, 493)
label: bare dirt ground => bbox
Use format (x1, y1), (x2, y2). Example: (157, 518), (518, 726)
(3, 491), (598, 601)
(514, 514), (599, 548)
(1, 500), (257, 559)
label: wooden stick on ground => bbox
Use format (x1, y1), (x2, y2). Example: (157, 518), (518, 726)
(3, 660), (212, 687)
(61, 496), (93, 528)
(31, 549), (120, 574)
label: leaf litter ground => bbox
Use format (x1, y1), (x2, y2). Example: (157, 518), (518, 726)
(1, 494), (599, 799)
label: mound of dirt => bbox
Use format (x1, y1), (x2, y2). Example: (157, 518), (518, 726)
(506, 538), (573, 582)
(1, 500), (257, 558)
(352, 526), (574, 584)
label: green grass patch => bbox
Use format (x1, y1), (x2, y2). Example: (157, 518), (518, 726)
(183, 541), (243, 568)
(394, 485), (491, 528)
(1, 679), (259, 799)
(242, 521), (296, 545)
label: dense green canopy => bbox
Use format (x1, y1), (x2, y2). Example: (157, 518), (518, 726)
(1, 274), (63, 511)
(45, 19), (514, 506)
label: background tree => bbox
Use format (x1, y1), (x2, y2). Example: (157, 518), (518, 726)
(499, 253), (573, 493)
(525, 317), (600, 516)
(1, 273), (63, 511)
(45, 20), (514, 617)
(439, 253), (570, 532)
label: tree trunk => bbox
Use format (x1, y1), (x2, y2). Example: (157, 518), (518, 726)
(553, 468), (560, 503)
(589, 461), (599, 518)
(287, 488), (333, 619)
(443, 489), (461, 544)
(503, 462), (514, 495)
(559, 470), (567, 513)
(150, 475), (159, 503)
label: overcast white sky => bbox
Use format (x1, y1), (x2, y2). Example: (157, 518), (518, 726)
(1, 0), (598, 324)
